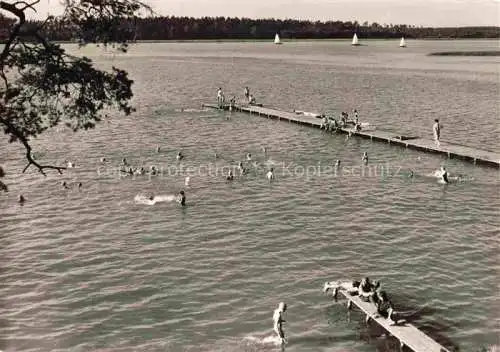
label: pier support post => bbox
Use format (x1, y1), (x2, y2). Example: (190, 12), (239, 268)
(399, 341), (404, 351)
(365, 315), (370, 323)
(347, 300), (352, 310)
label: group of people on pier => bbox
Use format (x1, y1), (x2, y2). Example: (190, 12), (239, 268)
(320, 109), (360, 132)
(324, 277), (397, 324)
(216, 86), (256, 109)
(216, 87), (445, 157)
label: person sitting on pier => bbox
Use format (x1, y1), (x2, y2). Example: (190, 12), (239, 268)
(326, 117), (333, 132)
(340, 113), (347, 127)
(229, 96), (236, 111)
(248, 94), (256, 105)
(321, 115), (329, 130)
(330, 118), (339, 132)
(244, 86), (250, 100)
(375, 291), (397, 325)
(358, 277), (380, 302)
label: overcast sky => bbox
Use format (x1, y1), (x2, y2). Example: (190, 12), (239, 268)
(26, 0), (500, 27)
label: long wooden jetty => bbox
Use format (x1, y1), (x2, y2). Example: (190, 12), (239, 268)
(323, 281), (451, 352)
(202, 103), (500, 168)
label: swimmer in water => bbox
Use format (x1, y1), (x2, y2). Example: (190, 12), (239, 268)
(177, 190), (186, 206)
(246, 153), (252, 161)
(176, 152), (184, 161)
(78, 182), (82, 189)
(238, 162), (247, 175)
(266, 167), (274, 181)
(439, 166), (449, 184)
(0, 181), (6, 192)
(18, 194), (25, 204)
(334, 160), (341, 168)
(62, 181), (69, 189)
(273, 302), (287, 345)
(121, 158), (128, 166)
(100, 157), (106, 163)
(156, 145), (161, 153)
(362, 152), (368, 164)
(135, 167), (145, 175)
(226, 170), (234, 181)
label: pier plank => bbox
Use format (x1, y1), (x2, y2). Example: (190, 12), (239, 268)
(202, 103), (499, 167)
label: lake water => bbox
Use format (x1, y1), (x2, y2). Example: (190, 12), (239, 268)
(1, 40), (499, 352)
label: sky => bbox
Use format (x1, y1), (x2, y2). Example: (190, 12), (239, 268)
(22, 0), (500, 27)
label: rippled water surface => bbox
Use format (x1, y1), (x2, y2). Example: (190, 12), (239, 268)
(1, 40), (499, 352)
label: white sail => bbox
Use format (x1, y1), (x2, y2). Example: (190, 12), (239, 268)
(399, 37), (406, 47)
(274, 33), (281, 44)
(352, 33), (359, 46)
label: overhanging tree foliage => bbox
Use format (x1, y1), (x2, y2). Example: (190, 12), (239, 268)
(0, 0), (151, 186)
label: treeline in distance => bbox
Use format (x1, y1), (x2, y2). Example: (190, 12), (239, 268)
(1, 15), (499, 41)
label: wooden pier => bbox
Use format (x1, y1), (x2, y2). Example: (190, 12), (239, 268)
(323, 281), (451, 352)
(202, 103), (500, 168)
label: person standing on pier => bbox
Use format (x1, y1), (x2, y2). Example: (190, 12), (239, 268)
(433, 119), (441, 147)
(244, 86), (250, 101)
(217, 87), (225, 108)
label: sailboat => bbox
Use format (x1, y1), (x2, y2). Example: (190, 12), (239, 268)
(351, 33), (360, 46)
(399, 37), (407, 48)
(274, 33), (282, 45)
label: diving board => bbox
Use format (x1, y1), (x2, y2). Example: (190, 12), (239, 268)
(201, 103), (500, 168)
(323, 281), (451, 352)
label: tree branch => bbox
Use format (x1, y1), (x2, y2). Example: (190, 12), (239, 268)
(13, 0), (40, 12)
(0, 116), (66, 175)
(0, 1), (27, 65)
(1, 0), (149, 182)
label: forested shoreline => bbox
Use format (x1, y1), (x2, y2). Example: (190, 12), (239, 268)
(1, 15), (499, 42)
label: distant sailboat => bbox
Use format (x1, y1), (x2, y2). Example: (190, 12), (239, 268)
(274, 33), (282, 45)
(351, 33), (360, 46)
(399, 37), (406, 48)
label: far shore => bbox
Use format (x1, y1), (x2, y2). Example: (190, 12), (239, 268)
(42, 38), (500, 45)
(428, 51), (500, 56)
